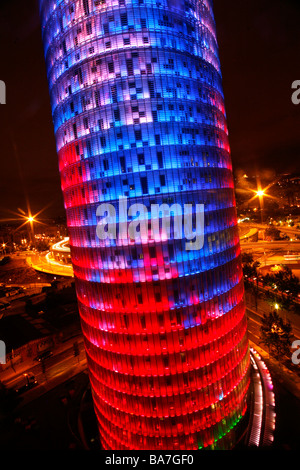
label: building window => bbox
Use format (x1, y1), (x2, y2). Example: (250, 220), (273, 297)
(163, 356), (169, 369)
(140, 176), (148, 194)
(149, 246), (156, 258)
(86, 22), (92, 35)
(138, 154), (145, 165)
(120, 13), (128, 27)
(135, 129), (142, 141)
(114, 108), (120, 121)
(160, 175), (166, 186)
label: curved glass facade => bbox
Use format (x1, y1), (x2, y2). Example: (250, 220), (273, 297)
(39, 0), (250, 450)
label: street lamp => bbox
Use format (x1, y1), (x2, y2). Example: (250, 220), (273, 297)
(255, 188), (266, 226)
(26, 215), (36, 249)
(0, 204), (51, 253)
(256, 189), (265, 198)
(249, 185), (268, 264)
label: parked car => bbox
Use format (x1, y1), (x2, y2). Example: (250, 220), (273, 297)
(14, 373), (38, 395)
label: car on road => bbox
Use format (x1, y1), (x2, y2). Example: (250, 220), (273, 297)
(33, 350), (53, 362)
(14, 373), (38, 395)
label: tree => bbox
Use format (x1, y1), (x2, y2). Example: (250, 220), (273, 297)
(241, 252), (261, 310)
(262, 266), (300, 308)
(260, 311), (293, 359)
(241, 252), (261, 278)
(35, 239), (50, 252)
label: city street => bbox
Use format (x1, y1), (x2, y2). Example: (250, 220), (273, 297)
(1, 335), (86, 396)
(0, 370), (90, 450)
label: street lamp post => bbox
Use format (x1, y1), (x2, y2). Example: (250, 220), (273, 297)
(27, 216), (36, 250)
(254, 188), (267, 265)
(256, 189), (265, 231)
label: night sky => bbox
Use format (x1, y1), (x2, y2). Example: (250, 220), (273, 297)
(0, 0), (299, 219)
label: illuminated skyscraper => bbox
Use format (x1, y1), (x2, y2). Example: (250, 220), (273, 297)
(40, 0), (250, 450)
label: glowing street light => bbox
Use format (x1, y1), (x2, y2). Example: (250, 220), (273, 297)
(256, 189), (266, 198)
(247, 182), (269, 229)
(247, 181), (269, 251)
(0, 204), (51, 252)
(248, 186), (268, 211)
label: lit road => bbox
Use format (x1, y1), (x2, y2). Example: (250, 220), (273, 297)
(27, 253), (74, 277)
(29, 241), (300, 279)
(243, 222), (300, 237)
(24, 225), (300, 279)
(0, 291), (47, 318)
(2, 337), (87, 407)
(241, 240), (300, 251)
(248, 348), (276, 447)
(247, 307), (300, 340)
(241, 239), (300, 270)
(50, 238), (70, 253)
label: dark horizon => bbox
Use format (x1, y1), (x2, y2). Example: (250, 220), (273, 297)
(0, 0), (299, 219)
